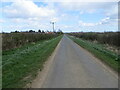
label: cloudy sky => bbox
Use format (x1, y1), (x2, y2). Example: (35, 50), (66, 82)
(0, 0), (119, 32)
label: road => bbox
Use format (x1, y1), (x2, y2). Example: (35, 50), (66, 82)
(40, 35), (118, 88)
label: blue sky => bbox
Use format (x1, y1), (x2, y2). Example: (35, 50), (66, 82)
(0, 0), (118, 32)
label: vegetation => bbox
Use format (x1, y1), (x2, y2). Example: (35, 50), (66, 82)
(69, 32), (120, 47)
(2, 32), (61, 51)
(68, 34), (119, 72)
(2, 35), (63, 88)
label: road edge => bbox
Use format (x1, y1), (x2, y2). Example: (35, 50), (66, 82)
(27, 37), (62, 88)
(67, 35), (118, 79)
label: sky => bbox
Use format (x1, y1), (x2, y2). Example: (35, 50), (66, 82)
(0, 0), (119, 32)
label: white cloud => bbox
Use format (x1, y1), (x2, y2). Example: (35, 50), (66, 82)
(1, 0), (118, 32)
(60, 2), (105, 9)
(0, 19), (5, 23)
(59, 2), (118, 14)
(79, 21), (97, 26)
(2, 0), (59, 32)
(105, 4), (118, 19)
(3, 0), (56, 19)
(2, 0), (119, 2)
(78, 17), (117, 27)
(50, 17), (59, 22)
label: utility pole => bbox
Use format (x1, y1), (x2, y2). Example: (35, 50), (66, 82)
(50, 22), (55, 32)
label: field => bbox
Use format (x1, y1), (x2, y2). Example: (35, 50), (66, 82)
(68, 32), (119, 71)
(2, 33), (62, 88)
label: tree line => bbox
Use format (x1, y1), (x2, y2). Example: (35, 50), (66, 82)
(10, 29), (63, 34)
(2, 30), (63, 50)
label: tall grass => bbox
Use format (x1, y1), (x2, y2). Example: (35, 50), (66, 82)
(2, 35), (62, 88)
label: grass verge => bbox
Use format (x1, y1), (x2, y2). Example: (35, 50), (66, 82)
(69, 35), (119, 72)
(2, 35), (63, 88)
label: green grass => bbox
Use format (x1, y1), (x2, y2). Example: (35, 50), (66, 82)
(2, 35), (63, 88)
(69, 35), (119, 72)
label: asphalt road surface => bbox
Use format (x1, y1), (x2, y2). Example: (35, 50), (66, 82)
(42, 35), (118, 88)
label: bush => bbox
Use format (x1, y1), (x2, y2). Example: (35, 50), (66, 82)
(69, 32), (120, 47)
(2, 33), (59, 51)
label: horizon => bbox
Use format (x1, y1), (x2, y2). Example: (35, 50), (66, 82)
(1, 30), (119, 33)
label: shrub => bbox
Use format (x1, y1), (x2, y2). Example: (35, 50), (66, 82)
(2, 33), (60, 51)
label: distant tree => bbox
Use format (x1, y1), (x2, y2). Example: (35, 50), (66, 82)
(29, 30), (35, 33)
(38, 29), (41, 33)
(53, 30), (56, 33)
(42, 30), (45, 33)
(46, 30), (49, 33)
(11, 30), (19, 33)
(57, 29), (63, 34)
(15, 30), (19, 33)
(2, 31), (5, 34)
